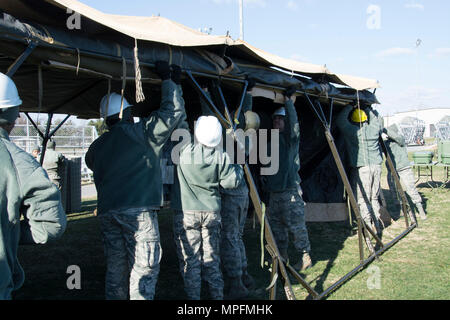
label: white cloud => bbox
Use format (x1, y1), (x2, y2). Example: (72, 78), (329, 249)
(436, 48), (450, 56)
(404, 2), (425, 10)
(286, 0), (298, 10)
(375, 47), (415, 58)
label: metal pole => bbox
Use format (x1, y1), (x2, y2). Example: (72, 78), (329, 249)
(6, 41), (37, 77)
(317, 223), (416, 300)
(39, 113), (53, 165)
(239, 0), (244, 40)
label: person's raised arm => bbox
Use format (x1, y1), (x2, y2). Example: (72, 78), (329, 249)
(144, 61), (186, 147)
(284, 86), (300, 142)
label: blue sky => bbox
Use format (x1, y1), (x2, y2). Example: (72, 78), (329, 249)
(80, 0), (450, 116)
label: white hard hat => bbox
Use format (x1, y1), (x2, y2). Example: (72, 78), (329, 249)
(99, 93), (132, 119)
(273, 107), (286, 117)
(244, 111), (261, 131)
(195, 116), (222, 148)
(0, 72), (22, 109)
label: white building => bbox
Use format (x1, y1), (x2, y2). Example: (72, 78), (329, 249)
(383, 108), (450, 138)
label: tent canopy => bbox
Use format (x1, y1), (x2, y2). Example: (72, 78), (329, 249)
(0, 0), (382, 203)
(0, 0), (380, 120)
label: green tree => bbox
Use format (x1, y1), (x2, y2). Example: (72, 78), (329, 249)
(88, 119), (108, 136)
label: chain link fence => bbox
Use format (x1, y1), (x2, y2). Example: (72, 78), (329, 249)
(9, 121), (98, 181)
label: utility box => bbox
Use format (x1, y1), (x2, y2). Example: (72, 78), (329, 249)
(413, 151), (434, 165)
(61, 157), (82, 214)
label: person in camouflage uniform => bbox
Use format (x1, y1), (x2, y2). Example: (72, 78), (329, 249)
(262, 87), (312, 272)
(171, 106), (244, 300)
(198, 81), (256, 299)
(85, 61), (185, 300)
(42, 140), (66, 189)
(383, 124), (427, 220)
(336, 104), (384, 234)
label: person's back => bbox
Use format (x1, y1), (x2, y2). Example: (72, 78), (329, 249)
(85, 62), (185, 300)
(335, 104), (384, 233)
(87, 119), (167, 213)
(336, 105), (383, 168)
(42, 144), (65, 188)
(171, 115), (243, 300)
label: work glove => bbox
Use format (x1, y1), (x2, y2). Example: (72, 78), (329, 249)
(155, 61), (171, 80)
(285, 85), (297, 98)
(246, 77), (256, 92)
(171, 64), (182, 85)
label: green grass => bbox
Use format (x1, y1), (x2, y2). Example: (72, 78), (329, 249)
(13, 173), (450, 300)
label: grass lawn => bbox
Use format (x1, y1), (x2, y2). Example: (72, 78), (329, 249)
(13, 171), (450, 300)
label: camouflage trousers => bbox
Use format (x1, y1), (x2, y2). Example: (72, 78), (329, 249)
(387, 166), (423, 205)
(220, 187), (249, 278)
(98, 208), (161, 300)
(173, 210), (223, 300)
(267, 187), (311, 254)
(350, 165), (382, 225)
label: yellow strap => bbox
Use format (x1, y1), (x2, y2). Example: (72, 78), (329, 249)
(260, 202), (266, 268)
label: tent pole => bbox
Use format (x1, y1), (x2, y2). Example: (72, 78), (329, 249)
(213, 80), (301, 300)
(304, 94), (382, 256)
(379, 138), (417, 227)
(6, 41), (37, 77)
(39, 112), (53, 165)
(24, 112), (45, 140)
(187, 72), (320, 300)
(49, 114), (71, 138)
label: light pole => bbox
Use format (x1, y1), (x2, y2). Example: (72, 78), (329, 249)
(239, 0), (244, 40)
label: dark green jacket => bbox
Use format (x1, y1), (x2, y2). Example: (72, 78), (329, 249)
(336, 105), (383, 168)
(384, 126), (411, 170)
(199, 92), (252, 195)
(263, 99), (301, 193)
(0, 127), (66, 300)
(85, 80), (185, 214)
(171, 97), (244, 212)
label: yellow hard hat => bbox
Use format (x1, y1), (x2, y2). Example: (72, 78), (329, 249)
(350, 108), (368, 123)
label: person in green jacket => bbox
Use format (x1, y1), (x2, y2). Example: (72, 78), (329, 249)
(85, 61), (185, 300)
(0, 72), (66, 300)
(171, 107), (244, 300)
(198, 80), (257, 299)
(262, 87), (312, 272)
(383, 124), (427, 220)
(336, 103), (384, 234)
(42, 140), (66, 189)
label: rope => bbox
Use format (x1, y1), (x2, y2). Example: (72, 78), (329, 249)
(260, 202), (266, 268)
(76, 48), (81, 76)
(119, 57), (126, 120)
(134, 39), (145, 103)
(100, 79), (111, 132)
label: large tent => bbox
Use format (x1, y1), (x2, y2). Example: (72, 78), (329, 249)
(0, 0), (381, 207)
(1, 0), (415, 301)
